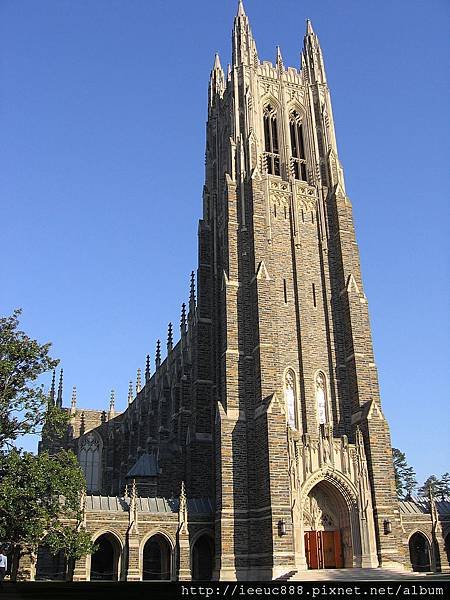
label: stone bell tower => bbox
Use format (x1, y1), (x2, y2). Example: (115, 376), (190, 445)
(199, 1), (404, 580)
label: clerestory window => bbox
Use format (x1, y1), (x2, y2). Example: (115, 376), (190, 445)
(263, 104), (280, 176)
(289, 111), (307, 181)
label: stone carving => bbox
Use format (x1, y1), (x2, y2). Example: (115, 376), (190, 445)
(316, 372), (327, 425)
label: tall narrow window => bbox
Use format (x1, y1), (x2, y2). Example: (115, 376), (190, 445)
(79, 431), (102, 492)
(284, 370), (297, 429)
(315, 372), (328, 426)
(263, 104), (280, 176)
(289, 111), (307, 181)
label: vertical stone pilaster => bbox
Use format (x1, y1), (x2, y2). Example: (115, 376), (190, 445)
(72, 555), (87, 581)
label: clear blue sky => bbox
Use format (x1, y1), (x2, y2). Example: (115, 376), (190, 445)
(1, 0), (449, 486)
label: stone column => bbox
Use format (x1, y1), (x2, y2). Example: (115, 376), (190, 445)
(177, 532), (191, 581)
(16, 551), (36, 581)
(72, 555), (87, 581)
(126, 534), (141, 581)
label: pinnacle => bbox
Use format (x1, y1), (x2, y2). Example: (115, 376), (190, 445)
(237, 0), (246, 17)
(213, 52), (222, 70)
(306, 19), (314, 35)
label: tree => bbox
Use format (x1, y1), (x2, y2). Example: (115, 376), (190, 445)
(0, 449), (95, 580)
(392, 448), (417, 499)
(0, 309), (65, 450)
(419, 473), (450, 501)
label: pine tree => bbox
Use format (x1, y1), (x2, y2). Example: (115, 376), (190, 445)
(392, 448), (417, 499)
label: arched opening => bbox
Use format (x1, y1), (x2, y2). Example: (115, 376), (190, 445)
(36, 544), (66, 580)
(78, 431), (102, 493)
(409, 532), (431, 572)
(445, 533), (450, 567)
(303, 480), (353, 569)
(90, 533), (121, 581)
(192, 535), (214, 581)
(142, 534), (172, 581)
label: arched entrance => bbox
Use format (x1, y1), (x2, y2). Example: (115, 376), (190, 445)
(90, 533), (121, 581)
(192, 534), (214, 581)
(445, 533), (450, 567)
(303, 481), (353, 569)
(409, 532), (431, 572)
(36, 544), (66, 580)
(142, 534), (172, 580)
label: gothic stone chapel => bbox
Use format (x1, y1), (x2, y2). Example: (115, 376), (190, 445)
(36, 1), (450, 582)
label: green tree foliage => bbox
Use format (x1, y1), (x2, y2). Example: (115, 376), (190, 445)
(0, 310), (94, 580)
(0, 309), (66, 449)
(0, 449), (95, 579)
(392, 448), (417, 499)
(419, 473), (450, 501)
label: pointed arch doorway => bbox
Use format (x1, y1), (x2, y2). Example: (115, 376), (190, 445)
(303, 481), (353, 569)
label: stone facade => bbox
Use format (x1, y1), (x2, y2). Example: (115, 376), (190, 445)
(35, 1), (449, 582)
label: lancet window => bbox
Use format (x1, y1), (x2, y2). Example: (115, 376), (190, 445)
(289, 110), (307, 181)
(315, 371), (329, 426)
(78, 431), (102, 492)
(284, 369), (298, 429)
(263, 104), (280, 176)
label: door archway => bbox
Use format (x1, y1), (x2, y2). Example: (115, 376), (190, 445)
(303, 480), (353, 569)
(142, 534), (172, 580)
(192, 534), (214, 581)
(409, 532), (431, 572)
(90, 533), (121, 581)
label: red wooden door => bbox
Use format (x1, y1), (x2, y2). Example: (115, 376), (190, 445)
(304, 532), (319, 569)
(323, 531), (336, 568)
(334, 530), (343, 568)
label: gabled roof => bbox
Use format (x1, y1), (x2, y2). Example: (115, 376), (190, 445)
(126, 453), (158, 478)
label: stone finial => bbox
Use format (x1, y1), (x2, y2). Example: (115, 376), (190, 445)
(179, 480), (188, 533)
(129, 478), (139, 533)
(109, 390), (115, 418)
(145, 354), (151, 382)
(128, 381), (133, 405)
(167, 322), (173, 352)
(155, 339), (161, 369)
(136, 368), (142, 394)
(70, 386), (77, 413)
(49, 370), (56, 405)
(189, 271), (196, 311)
(306, 19), (314, 35)
(56, 369), (63, 408)
(180, 303), (187, 334)
(276, 46), (284, 72)
(237, 0), (246, 17)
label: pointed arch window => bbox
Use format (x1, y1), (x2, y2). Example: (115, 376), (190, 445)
(284, 369), (298, 429)
(263, 104), (280, 176)
(315, 372), (329, 426)
(289, 110), (307, 181)
(78, 431), (102, 492)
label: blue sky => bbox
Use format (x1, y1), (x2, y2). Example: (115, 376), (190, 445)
(1, 0), (449, 486)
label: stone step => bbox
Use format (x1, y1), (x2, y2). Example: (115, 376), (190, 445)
(282, 568), (431, 581)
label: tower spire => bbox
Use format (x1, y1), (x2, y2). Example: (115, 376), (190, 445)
(303, 19), (327, 84)
(237, 0), (245, 17)
(128, 381), (133, 405)
(233, 0), (258, 67)
(56, 369), (63, 408)
(209, 53), (225, 108)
